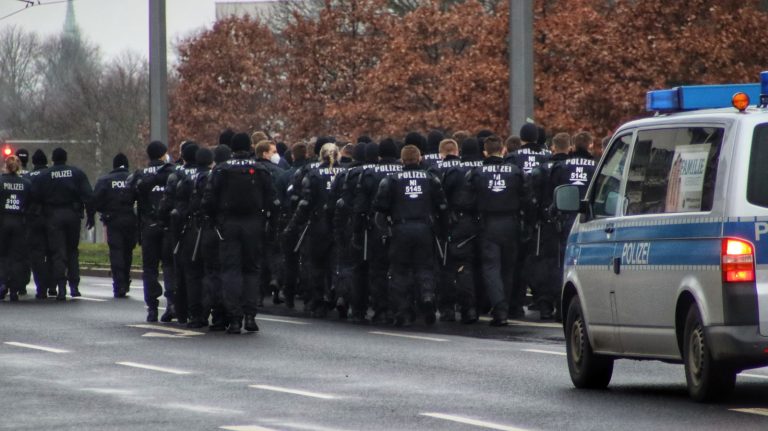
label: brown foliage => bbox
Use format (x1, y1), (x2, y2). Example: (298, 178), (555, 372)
(170, 0), (768, 144)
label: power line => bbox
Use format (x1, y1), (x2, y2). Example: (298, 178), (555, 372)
(0, 0), (76, 22)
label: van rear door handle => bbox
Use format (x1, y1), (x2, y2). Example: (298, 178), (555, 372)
(604, 223), (615, 234)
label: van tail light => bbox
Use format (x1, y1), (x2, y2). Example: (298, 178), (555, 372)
(722, 238), (755, 283)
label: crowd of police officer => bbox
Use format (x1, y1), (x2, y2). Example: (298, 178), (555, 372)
(0, 124), (598, 333)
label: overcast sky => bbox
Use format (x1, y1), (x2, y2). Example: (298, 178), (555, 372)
(0, 0), (219, 62)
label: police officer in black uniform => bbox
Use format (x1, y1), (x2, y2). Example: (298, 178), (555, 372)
(528, 133), (572, 319)
(128, 141), (176, 321)
(442, 138), (484, 323)
(32, 148), (93, 300)
(254, 139), (286, 306)
(179, 147), (214, 328)
(203, 133), (278, 334)
(0, 156), (32, 302)
(160, 142), (200, 324)
(465, 136), (530, 326)
(286, 142), (346, 318)
(26, 150), (54, 298)
(333, 142), (374, 322)
(93, 153), (136, 298)
(280, 142), (310, 309)
(353, 140), (403, 324)
(373, 144), (448, 326)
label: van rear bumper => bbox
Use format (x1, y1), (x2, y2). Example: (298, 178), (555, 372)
(705, 325), (768, 369)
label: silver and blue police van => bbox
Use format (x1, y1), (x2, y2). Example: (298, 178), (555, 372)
(555, 75), (768, 402)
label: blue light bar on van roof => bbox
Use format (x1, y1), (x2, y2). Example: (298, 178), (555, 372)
(646, 83), (761, 112)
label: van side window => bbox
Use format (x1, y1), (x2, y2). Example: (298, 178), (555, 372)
(591, 134), (631, 218)
(624, 127), (723, 215)
(747, 124), (768, 208)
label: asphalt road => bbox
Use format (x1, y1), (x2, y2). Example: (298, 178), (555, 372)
(1, 276), (768, 431)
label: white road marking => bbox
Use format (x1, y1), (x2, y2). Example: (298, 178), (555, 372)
(220, 426), (279, 431)
(420, 413), (529, 431)
(478, 316), (560, 328)
(72, 296), (107, 302)
(368, 331), (448, 342)
(165, 403), (243, 415)
(255, 316), (309, 325)
(116, 361), (192, 375)
(127, 324), (204, 336)
(267, 422), (351, 431)
(730, 408), (768, 417)
(4, 342), (69, 354)
(522, 348), (566, 356)
(141, 332), (188, 339)
(739, 373), (768, 380)
(249, 384), (337, 400)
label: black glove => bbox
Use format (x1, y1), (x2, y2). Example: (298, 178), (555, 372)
(85, 215), (95, 230)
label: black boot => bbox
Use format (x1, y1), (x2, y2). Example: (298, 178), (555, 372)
(47, 287), (57, 297)
(244, 315), (259, 332)
(461, 307), (478, 324)
(160, 303), (176, 323)
(186, 317), (207, 329)
(209, 314), (226, 331)
(422, 299), (436, 326)
(227, 317), (242, 334)
(146, 308), (159, 322)
(336, 298), (348, 320)
(439, 307), (456, 322)
(538, 301), (554, 320)
(56, 282), (66, 301)
(70, 286), (81, 297)
(9, 290), (19, 302)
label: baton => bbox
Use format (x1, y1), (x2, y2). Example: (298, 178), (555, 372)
(535, 223), (541, 257)
(363, 229), (368, 261)
(191, 227), (203, 262)
(293, 222), (310, 253)
(215, 226), (224, 241)
(455, 234), (477, 249)
(434, 236), (445, 262)
(442, 240), (448, 266)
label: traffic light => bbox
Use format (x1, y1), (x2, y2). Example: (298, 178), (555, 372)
(2, 145), (12, 158)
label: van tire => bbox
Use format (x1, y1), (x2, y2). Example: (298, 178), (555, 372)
(683, 305), (736, 402)
(565, 296), (614, 389)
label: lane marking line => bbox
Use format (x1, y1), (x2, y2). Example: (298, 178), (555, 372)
(127, 324), (204, 336)
(268, 422), (352, 431)
(420, 413), (530, 431)
(165, 403), (244, 415)
(368, 331), (448, 342)
(478, 316), (561, 329)
(4, 342), (69, 354)
(141, 332), (188, 339)
(220, 426), (280, 431)
(116, 361), (192, 375)
(522, 348), (566, 356)
(739, 373), (768, 380)
(72, 296), (108, 302)
(255, 316), (309, 325)
(249, 384), (337, 400)
(730, 408), (768, 417)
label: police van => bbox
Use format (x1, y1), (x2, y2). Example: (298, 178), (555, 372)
(555, 75), (768, 402)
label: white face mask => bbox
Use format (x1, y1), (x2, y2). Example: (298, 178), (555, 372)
(269, 153), (281, 165)
(164, 154), (171, 163)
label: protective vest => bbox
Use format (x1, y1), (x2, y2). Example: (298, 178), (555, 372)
(473, 163), (524, 214)
(0, 174), (30, 215)
(389, 170), (434, 222)
(217, 158), (269, 215)
(514, 146), (551, 175)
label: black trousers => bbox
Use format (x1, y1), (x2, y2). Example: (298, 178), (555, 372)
(0, 215), (26, 294)
(201, 227), (223, 322)
(45, 207), (82, 293)
(479, 216), (520, 319)
(367, 226), (390, 315)
(141, 223), (175, 309)
(528, 221), (562, 307)
(448, 215), (480, 313)
(27, 216), (52, 296)
(180, 224), (205, 320)
(388, 223), (435, 317)
(105, 214), (137, 294)
(306, 218), (334, 309)
(219, 215), (263, 320)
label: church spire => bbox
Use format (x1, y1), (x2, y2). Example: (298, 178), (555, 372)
(63, 0), (80, 40)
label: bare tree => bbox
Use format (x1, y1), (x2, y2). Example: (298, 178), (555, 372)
(0, 25), (41, 138)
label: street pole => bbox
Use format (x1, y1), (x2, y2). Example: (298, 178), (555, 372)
(149, 0), (168, 146)
(509, 0), (534, 137)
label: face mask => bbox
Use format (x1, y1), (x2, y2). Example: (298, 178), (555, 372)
(164, 154), (171, 163)
(269, 153), (281, 165)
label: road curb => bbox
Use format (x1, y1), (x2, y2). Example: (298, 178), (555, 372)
(80, 267), (143, 279)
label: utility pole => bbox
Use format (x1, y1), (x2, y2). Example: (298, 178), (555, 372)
(509, 0), (534, 137)
(149, 0), (168, 145)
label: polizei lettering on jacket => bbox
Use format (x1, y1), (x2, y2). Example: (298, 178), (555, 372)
(3, 182), (24, 191)
(481, 165), (514, 173)
(396, 171), (428, 179)
(51, 170), (73, 179)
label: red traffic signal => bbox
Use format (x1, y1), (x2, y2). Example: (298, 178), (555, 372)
(2, 145), (12, 158)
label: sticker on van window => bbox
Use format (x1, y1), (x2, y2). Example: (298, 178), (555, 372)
(665, 144), (710, 213)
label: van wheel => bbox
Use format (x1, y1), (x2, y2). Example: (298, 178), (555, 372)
(683, 306), (736, 402)
(565, 296), (613, 389)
